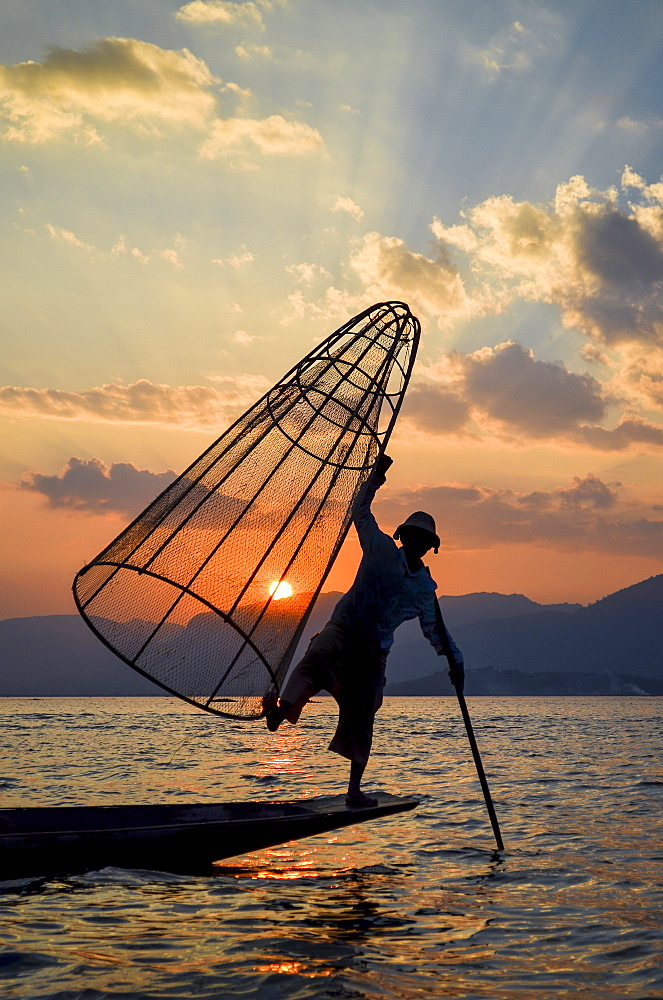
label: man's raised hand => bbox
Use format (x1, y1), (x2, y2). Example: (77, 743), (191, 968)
(448, 661), (465, 695)
(374, 453), (393, 478)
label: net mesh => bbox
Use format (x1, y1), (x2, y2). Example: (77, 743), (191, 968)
(72, 301), (421, 718)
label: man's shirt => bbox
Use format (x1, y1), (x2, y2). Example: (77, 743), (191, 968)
(330, 473), (463, 664)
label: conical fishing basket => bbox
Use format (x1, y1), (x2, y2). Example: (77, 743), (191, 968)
(73, 301), (420, 718)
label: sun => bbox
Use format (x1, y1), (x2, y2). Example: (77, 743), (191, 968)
(269, 580), (293, 600)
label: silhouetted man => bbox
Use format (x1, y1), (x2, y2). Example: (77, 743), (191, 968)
(266, 454), (464, 806)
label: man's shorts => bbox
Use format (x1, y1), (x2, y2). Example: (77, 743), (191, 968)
(280, 619), (387, 766)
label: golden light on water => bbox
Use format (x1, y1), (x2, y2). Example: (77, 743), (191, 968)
(255, 961), (333, 978)
(269, 580), (293, 600)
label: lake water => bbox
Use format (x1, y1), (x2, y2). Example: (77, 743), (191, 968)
(1, 696), (661, 999)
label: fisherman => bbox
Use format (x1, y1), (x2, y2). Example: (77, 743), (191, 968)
(266, 453), (464, 807)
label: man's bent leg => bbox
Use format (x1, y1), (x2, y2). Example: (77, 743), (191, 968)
(265, 623), (340, 732)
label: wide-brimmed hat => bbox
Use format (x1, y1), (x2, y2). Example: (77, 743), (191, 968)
(394, 511), (440, 553)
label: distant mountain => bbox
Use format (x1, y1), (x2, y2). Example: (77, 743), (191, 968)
(385, 667), (663, 697)
(422, 591), (582, 625)
(306, 579), (662, 685)
(0, 615), (157, 696)
(0, 576), (660, 695)
(449, 575), (663, 680)
(300, 590), (582, 635)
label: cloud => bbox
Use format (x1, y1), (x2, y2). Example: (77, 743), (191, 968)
(0, 37), (218, 143)
(616, 116), (663, 137)
(231, 329), (260, 344)
(431, 172), (663, 351)
(399, 383), (471, 436)
(22, 457), (177, 516)
(519, 473), (618, 510)
(621, 165), (663, 204)
(111, 235), (149, 263)
(286, 262), (332, 285)
(468, 10), (563, 77)
(475, 20), (534, 74)
(0, 377), (270, 429)
(40, 226), (192, 267)
(403, 342), (663, 452)
(332, 196), (364, 220)
(576, 417), (663, 451)
(428, 171), (663, 437)
(212, 249), (255, 267)
(176, 1), (268, 27)
(161, 247), (184, 269)
(282, 212), (663, 450)
(458, 341), (606, 436)
(45, 223), (93, 251)
(235, 45), (274, 60)
(283, 286), (364, 325)
(350, 232), (475, 327)
(375, 474), (663, 559)
(0, 37), (324, 162)
(109, 233), (188, 267)
(200, 114), (323, 158)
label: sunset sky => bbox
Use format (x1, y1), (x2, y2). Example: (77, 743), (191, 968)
(2, 0), (663, 618)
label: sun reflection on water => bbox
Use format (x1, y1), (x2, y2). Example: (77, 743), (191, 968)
(255, 960), (334, 977)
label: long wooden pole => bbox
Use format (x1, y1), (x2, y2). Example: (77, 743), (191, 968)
(451, 686), (504, 850)
(434, 598), (505, 851)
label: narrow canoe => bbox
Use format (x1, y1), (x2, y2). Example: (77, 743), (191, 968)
(0, 792), (418, 879)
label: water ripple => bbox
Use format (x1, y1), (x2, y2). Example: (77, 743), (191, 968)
(0, 696), (661, 999)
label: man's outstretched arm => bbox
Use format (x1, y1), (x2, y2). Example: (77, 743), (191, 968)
(352, 453), (393, 550)
(420, 598), (465, 693)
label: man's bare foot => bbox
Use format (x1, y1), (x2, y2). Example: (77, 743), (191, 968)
(265, 700), (292, 732)
(261, 689), (278, 716)
(265, 706), (285, 732)
(345, 789), (378, 808)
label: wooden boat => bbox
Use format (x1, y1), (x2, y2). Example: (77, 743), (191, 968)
(0, 792), (418, 880)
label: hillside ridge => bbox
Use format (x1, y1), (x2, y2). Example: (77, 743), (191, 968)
(1, 574), (660, 695)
